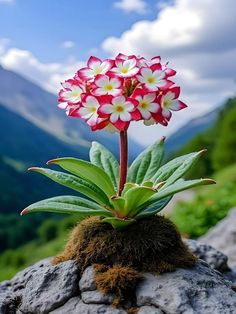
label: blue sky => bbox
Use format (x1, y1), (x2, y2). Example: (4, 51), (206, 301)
(0, 0), (235, 145)
(0, 0), (159, 62)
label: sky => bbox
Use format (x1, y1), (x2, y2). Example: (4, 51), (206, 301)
(0, 0), (235, 146)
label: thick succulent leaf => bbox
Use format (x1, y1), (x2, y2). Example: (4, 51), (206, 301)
(121, 182), (138, 196)
(21, 201), (112, 217)
(124, 186), (157, 217)
(161, 150), (206, 188)
(47, 158), (116, 197)
(110, 196), (126, 213)
(102, 217), (136, 230)
(90, 142), (119, 190)
(127, 137), (165, 184)
(143, 178), (215, 207)
(28, 167), (110, 206)
(135, 196), (173, 219)
(153, 151), (206, 185)
(142, 181), (154, 187)
(30, 195), (104, 211)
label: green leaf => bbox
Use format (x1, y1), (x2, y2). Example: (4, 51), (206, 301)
(121, 183), (138, 196)
(32, 195), (105, 211)
(124, 186), (157, 217)
(102, 217), (136, 230)
(162, 150), (207, 188)
(143, 178), (215, 207)
(21, 201), (112, 217)
(135, 196), (173, 219)
(153, 151), (206, 185)
(127, 137), (165, 184)
(28, 167), (110, 206)
(47, 158), (116, 197)
(110, 196), (126, 213)
(90, 142), (119, 190)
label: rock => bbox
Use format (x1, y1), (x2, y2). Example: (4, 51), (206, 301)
(81, 290), (114, 304)
(185, 239), (228, 271)
(136, 260), (236, 314)
(138, 305), (164, 313)
(200, 207), (236, 268)
(79, 266), (97, 292)
(1, 244), (236, 313)
(1, 259), (79, 314)
(49, 297), (126, 314)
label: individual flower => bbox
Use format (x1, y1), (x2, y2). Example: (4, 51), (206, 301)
(78, 95), (101, 126)
(92, 74), (123, 96)
(111, 56), (139, 78)
(76, 56), (114, 80)
(137, 65), (173, 91)
(99, 95), (140, 130)
(159, 87), (187, 121)
(133, 89), (159, 120)
(58, 79), (84, 109)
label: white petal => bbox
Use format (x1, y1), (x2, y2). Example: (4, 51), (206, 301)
(95, 76), (109, 87)
(124, 101), (134, 111)
(90, 61), (101, 70)
(153, 70), (165, 80)
(139, 108), (151, 119)
(110, 77), (121, 88)
(119, 111), (131, 121)
(149, 102), (159, 112)
(110, 112), (119, 123)
(169, 100), (181, 111)
(112, 96), (125, 105)
(162, 108), (171, 118)
(84, 96), (99, 108)
(144, 93), (155, 103)
(87, 113), (98, 126)
(140, 68), (152, 78)
(101, 104), (114, 114)
(123, 58), (136, 69)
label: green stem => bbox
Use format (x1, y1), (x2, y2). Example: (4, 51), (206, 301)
(118, 131), (128, 196)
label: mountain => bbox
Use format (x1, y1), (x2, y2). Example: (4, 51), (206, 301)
(165, 105), (223, 153)
(0, 65), (141, 159)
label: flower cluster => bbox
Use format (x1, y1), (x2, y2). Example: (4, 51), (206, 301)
(58, 53), (187, 131)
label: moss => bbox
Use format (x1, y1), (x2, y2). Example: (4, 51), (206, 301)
(94, 264), (142, 307)
(52, 215), (197, 272)
(52, 215), (197, 308)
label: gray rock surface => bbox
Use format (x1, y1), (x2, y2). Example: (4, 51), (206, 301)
(1, 241), (236, 313)
(136, 260), (236, 314)
(200, 207), (236, 268)
(186, 239), (228, 271)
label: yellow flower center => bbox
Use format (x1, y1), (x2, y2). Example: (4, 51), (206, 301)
(140, 101), (149, 109)
(105, 84), (113, 91)
(163, 99), (170, 108)
(115, 105), (124, 112)
(71, 90), (81, 97)
(94, 67), (102, 75)
(147, 76), (155, 84)
(121, 68), (128, 74)
(89, 107), (97, 113)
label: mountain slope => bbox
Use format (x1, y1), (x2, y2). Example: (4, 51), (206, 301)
(166, 105), (223, 153)
(0, 65), (141, 159)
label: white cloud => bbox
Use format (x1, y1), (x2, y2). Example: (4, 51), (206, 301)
(113, 0), (148, 14)
(0, 48), (84, 93)
(61, 41), (75, 49)
(103, 0), (236, 145)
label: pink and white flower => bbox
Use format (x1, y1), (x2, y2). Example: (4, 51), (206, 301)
(159, 87), (187, 121)
(77, 95), (101, 126)
(137, 66), (173, 91)
(58, 79), (84, 109)
(111, 57), (139, 78)
(99, 95), (140, 130)
(133, 89), (159, 120)
(76, 56), (114, 80)
(93, 74), (122, 96)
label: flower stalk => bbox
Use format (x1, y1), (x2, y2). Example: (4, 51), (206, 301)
(118, 131), (128, 195)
